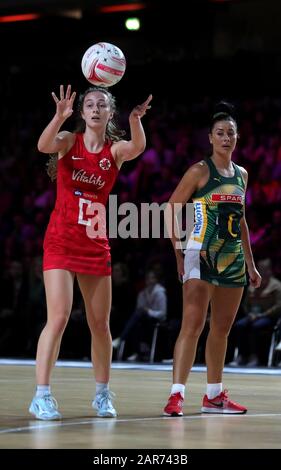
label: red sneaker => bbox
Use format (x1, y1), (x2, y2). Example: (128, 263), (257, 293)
(163, 392), (184, 416)
(201, 390), (247, 414)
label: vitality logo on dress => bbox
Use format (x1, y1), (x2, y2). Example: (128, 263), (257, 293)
(99, 158), (111, 170)
(72, 169), (105, 189)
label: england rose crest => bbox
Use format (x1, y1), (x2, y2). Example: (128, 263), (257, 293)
(99, 158), (111, 170)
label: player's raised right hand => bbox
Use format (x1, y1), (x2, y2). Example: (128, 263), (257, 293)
(52, 84), (76, 120)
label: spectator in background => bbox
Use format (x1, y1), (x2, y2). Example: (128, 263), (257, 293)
(150, 166), (178, 204)
(129, 130), (174, 202)
(110, 262), (135, 342)
(247, 209), (270, 252)
(26, 256), (46, 357)
(112, 269), (167, 360)
(0, 260), (28, 356)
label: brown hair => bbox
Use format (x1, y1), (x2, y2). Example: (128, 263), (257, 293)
(46, 86), (125, 181)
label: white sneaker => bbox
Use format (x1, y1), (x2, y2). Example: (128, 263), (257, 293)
(92, 390), (117, 417)
(29, 394), (62, 420)
(275, 340), (281, 351)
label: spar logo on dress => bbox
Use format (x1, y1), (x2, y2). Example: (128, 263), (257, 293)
(212, 194), (243, 203)
(99, 158), (111, 170)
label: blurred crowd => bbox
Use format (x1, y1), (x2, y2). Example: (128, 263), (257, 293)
(0, 69), (281, 364)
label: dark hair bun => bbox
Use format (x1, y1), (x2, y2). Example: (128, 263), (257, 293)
(213, 101), (235, 118)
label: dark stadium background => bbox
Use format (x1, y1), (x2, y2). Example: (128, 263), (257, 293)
(0, 0), (280, 363)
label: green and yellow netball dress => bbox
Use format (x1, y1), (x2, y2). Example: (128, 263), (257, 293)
(183, 158), (247, 287)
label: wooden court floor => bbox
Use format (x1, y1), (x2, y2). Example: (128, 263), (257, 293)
(0, 364), (280, 449)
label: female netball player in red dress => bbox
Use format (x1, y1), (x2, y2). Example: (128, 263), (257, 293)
(29, 85), (152, 420)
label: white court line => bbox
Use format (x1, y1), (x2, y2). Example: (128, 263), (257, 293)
(0, 359), (281, 375)
(1, 413), (281, 435)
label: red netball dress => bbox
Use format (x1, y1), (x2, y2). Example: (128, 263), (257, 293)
(43, 133), (119, 275)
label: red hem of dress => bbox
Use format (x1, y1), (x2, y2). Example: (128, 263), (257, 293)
(43, 265), (111, 276)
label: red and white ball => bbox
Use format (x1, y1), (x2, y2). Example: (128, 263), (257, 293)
(81, 42), (126, 87)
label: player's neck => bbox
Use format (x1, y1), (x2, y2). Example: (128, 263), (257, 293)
(83, 128), (106, 153)
(211, 153), (232, 170)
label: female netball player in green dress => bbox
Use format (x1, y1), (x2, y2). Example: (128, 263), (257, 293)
(163, 102), (261, 416)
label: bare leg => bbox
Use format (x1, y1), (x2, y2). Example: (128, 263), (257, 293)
(77, 274), (112, 383)
(173, 280), (214, 384)
(206, 286), (244, 383)
(36, 269), (75, 385)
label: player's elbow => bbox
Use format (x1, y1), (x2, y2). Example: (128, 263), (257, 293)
(37, 142), (48, 153)
(37, 141), (54, 154)
(127, 144), (146, 161)
(135, 141), (146, 156)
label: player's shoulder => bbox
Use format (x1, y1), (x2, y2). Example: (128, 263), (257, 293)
(57, 130), (75, 140)
(186, 160), (209, 178)
(236, 163), (248, 175)
(57, 130), (76, 148)
(57, 131), (76, 158)
(235, 163), (248, 183)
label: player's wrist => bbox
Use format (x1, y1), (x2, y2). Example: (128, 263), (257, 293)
(53, 113), (67, 124)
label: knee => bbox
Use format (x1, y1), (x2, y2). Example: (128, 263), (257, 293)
(47, 310), (70, 336)
(181, 320), (205, 339)
(210, 323), (232, 337)
(89, 317), (110, 335)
